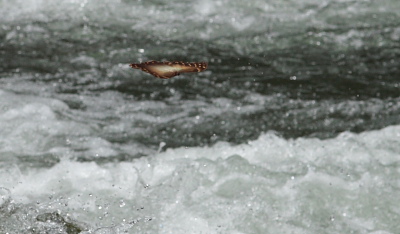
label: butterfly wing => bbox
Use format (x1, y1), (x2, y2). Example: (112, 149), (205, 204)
(170, 62), (208, 74)
(144, 63), (181, 79)
(130, 61), (208, 79)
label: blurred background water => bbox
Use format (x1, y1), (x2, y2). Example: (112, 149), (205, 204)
(0, 0), (399, 233)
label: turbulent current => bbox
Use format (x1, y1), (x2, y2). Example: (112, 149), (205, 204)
(0, 0), (400, 233)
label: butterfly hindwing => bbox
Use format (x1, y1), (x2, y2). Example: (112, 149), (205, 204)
(130, 61), (207, 79)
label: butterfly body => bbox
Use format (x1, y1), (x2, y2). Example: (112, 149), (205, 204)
(130, 61), (207, 79)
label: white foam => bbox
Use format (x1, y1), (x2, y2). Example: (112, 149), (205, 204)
(0, 90), (91, 156)
(1, 119), (399, 233)
(1, 88), (399, 234)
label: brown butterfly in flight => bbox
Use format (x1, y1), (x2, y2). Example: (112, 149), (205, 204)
(129, 61), (208, 79)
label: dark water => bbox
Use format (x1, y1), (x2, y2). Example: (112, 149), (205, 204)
(1, 0), (400, 233)
(1, 0), (399, 151)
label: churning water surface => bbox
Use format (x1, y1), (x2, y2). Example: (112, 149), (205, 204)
(0, 0), (400, 233)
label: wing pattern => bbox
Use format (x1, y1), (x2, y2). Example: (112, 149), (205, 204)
(129, 61), (208, 79)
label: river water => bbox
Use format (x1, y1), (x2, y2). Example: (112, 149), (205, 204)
(1, 0), (400, 233)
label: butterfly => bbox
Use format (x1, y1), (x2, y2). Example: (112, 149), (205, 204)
(129, 61), (208, 79)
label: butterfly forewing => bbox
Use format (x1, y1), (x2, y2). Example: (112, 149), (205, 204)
(130, 61), (207, 79)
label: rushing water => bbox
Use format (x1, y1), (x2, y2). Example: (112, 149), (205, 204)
(1, 0), (400, 233)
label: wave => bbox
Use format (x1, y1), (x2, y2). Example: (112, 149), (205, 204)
(1, 118), (399, 233)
